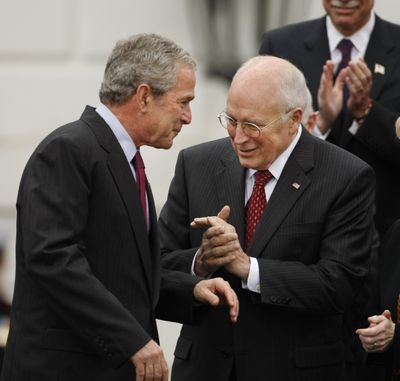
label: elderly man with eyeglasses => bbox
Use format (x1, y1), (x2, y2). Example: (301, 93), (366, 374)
(159, 55), (375, 381)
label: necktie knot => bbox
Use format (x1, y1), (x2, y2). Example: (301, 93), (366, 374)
(254, 170), (272, 187)
(337, 38), (353, 55)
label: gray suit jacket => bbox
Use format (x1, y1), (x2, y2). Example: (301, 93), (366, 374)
(159, 129), (375, 381)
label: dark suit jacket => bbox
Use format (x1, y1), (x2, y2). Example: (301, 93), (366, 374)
(378, 219), (400, 379)
(159, 130), (375, 381)
(259, 14), (400, 237)
(0, 106), (198, 381)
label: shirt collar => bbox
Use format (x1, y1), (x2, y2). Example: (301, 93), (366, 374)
(95, 103), (138, 162)
(247, 126), (302, 181)
(326, 11), (375, 57)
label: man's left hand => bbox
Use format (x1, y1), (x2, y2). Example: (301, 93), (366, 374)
(346, 58), (372, 119)
(193, 277), (239, 322)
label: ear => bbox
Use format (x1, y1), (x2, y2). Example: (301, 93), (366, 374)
(290, 107), (303, 124)
(288, 107), (302, 133)
(136, 84), (152, 112)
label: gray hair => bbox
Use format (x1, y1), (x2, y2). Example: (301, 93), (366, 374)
(233, 55), (308, 113)
(99, 33), (196, 105)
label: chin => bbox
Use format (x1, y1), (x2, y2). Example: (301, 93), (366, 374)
(160, 141), (174, 149)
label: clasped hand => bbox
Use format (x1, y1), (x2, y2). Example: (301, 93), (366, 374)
(192, 205), (250, 281)
(356, 309), (395, 353)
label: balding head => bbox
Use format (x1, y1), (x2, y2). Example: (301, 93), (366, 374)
(231, 56), (308, 115)
(224, 55), (308, 170)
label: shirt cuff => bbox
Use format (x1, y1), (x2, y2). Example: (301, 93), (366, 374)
(242, 257), (261, 293)
(312, 125), (331, 140)
(191, 249), (212, 278)
(348, 120), (361, 135)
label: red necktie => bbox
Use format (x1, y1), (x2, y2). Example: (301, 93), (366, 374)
(132, 150), (147, 224)
(244, 170), (273, 250)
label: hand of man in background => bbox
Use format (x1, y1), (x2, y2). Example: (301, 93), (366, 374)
(317, 60), (346, 133)
(346, 58), (372, 119)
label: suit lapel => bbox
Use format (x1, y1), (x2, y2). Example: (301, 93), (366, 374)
(301, 17), (331, 104)
(81, 106), (154, 295)
(214, 144), (247, 245)
(248, 129), (314, 257)
(365, 16), (397, 100)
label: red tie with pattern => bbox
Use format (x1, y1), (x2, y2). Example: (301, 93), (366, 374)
(132, 150), (147, 224)
(244, 170), (273, 250)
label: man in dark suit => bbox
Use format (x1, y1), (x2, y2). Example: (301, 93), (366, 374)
(0, 33), (239, 381)
(259, 0), (400, 238)
(356, 218), (400, 380)
(159, 55), (375, 381)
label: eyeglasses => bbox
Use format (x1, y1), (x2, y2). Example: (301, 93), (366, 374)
(217, 110), (293, 137)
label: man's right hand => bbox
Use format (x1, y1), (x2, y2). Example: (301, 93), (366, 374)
(131, 340), (168, 381)
(193, 206), (239, 276)
(317, 60), (346, 133)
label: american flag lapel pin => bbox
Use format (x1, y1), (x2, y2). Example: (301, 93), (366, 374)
(374, 63), (385, 75)
(292, 182), (300, 190)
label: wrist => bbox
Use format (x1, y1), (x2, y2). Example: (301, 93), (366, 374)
(353, 98), (372, 121)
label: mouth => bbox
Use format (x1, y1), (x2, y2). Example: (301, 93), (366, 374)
(237, 146), (257, 157)
(330, 0), (359, 9)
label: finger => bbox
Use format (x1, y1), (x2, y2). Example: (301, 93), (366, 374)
(191, 216), (213, 227)
(135, 362), (145, 381)
(153, 361), (162, 381)
(334, 68), (347, 91)
(202, 226), (230, 240)
(203, 231), (238, 245)
(349, 59), (371, 80)
(161, 357), (169, 381)
(229, 289), (239, 323)
(191, 216), (226, 228)
(145, 362), (154, 381)
(199, 253), (236, 269)
(199, 284), (220, 306)
(324, 60), (335, 82)
(217, 205), (231, 221)
(382, 309), (392, 320)
(212, 278), (239, 322)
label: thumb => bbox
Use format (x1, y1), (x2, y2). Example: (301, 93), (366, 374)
(217, 205), (230, 222)
(334, 68), (347, 91)
(382, 309), (392, 320)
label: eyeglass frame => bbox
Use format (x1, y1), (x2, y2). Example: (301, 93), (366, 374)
(217, 109), (294, 137)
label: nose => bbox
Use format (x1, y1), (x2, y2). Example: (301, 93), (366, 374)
(231, 123), (249, 144)
(181, 104), (192, 125)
